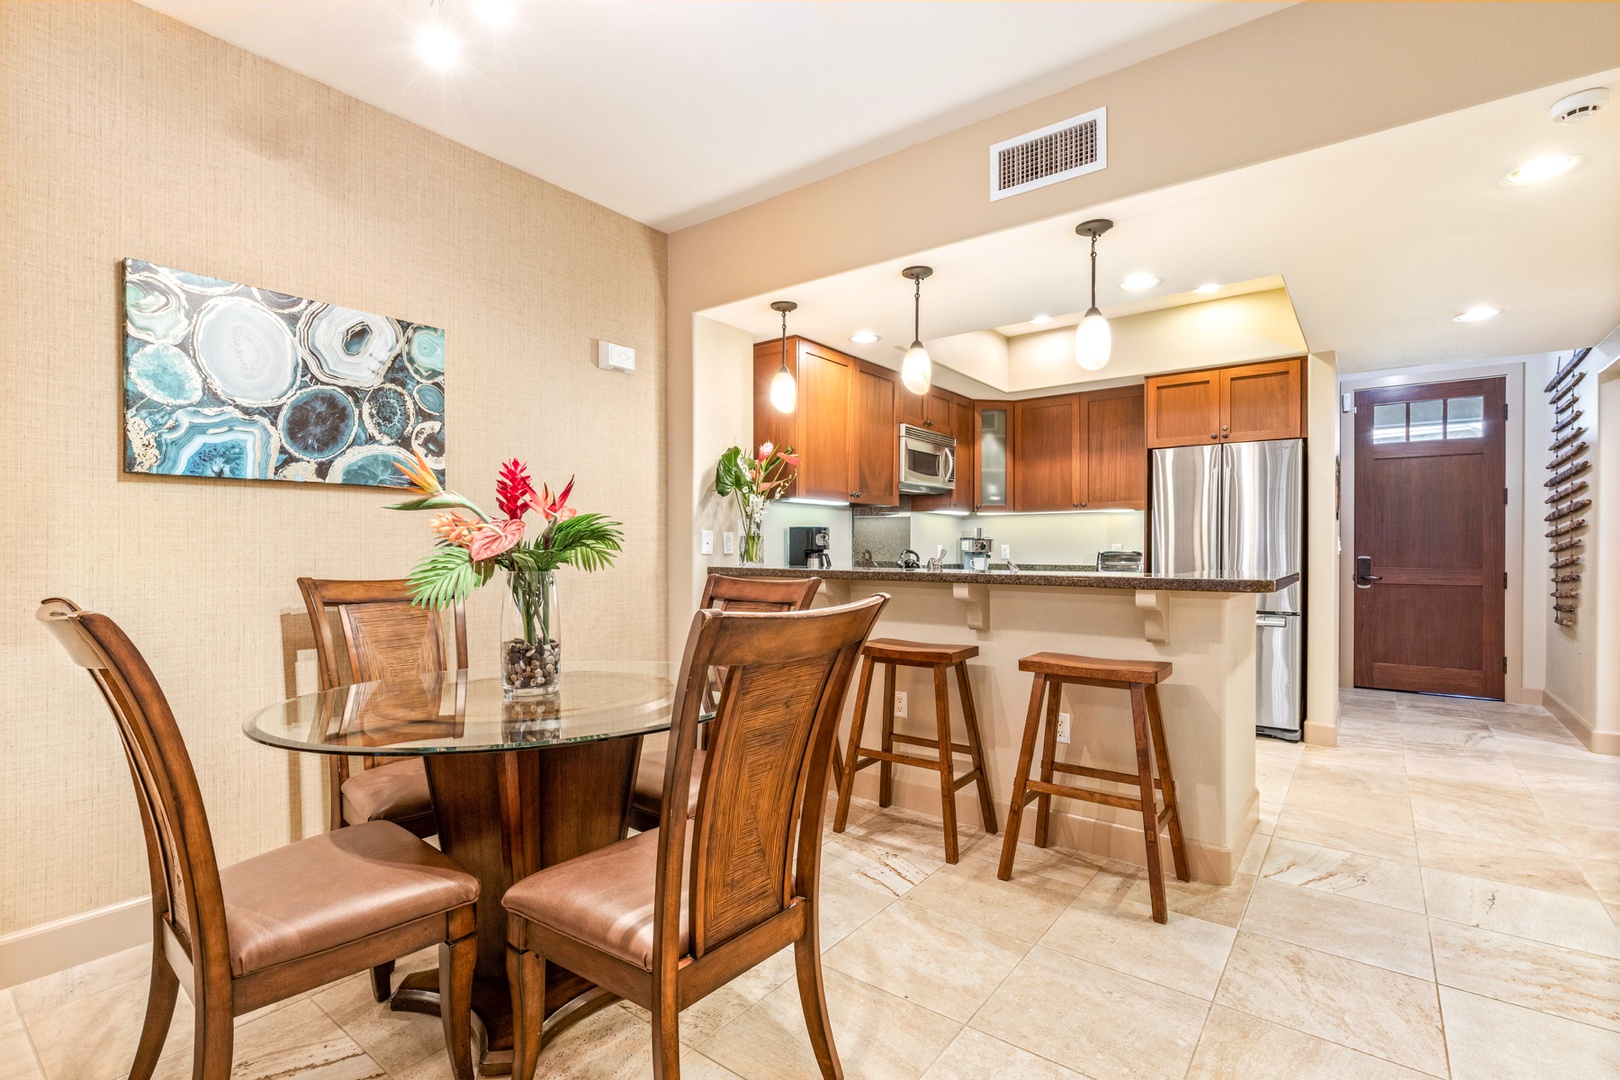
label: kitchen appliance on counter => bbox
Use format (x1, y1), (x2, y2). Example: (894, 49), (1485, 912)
(960, 529), (993, 572)
(898, 424), (956, 494)
(1151, 439), (1304, 741)
(897, 549), (921, 570)
(1096, 550), (1144, 573)
(787, 525), (832, 569)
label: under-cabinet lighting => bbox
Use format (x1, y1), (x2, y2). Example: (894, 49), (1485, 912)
(785, 498), (851, 507)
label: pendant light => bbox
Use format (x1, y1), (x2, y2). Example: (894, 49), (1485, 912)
(1074, 219), (1114, 371)
(768, 301), (798, 413)
(900, 266), (934, 395)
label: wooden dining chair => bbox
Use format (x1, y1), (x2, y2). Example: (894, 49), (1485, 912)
(628, 574), (824, 832)
(503, 593), (889, 1080)
(38, 598), (480, 1080)
(298, 577), (467, 999)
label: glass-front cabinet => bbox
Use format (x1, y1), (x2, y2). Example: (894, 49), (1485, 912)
(975, 404), (1011, 510)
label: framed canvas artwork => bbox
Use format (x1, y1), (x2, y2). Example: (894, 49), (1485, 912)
(122, 258), (445, 487)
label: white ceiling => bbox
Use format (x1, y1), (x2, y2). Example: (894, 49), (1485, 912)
(702, 72), (1620, 377)
(134, 0), (1289, 231)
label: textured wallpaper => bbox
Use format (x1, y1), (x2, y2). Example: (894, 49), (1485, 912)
(0, 1), (668, 933)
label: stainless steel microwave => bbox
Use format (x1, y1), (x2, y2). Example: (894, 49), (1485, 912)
(898, 424), (956, 494)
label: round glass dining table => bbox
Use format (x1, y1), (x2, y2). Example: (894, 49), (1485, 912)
(245, 667), (674, 1076)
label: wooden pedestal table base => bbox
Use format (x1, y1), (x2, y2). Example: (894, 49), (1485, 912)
(393, 741), (642, 1076)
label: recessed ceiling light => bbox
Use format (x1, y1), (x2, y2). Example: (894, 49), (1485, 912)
(849, 331), (880, 344)
(1454, 305), (1500, 323)
(470, 0), (516, 28)
(1029, 314), (1053, 325)
(1193, 283), (1221, 295)
(1504, 154), (1580, 185)
(1119, 272), (1161, 292)
(417, 23), (461, 69)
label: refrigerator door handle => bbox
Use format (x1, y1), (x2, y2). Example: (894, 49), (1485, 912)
(1257, 615), (1290, 628)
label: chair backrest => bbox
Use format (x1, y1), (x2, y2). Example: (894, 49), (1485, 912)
(699, 574), (821, 614)
(37, 598), (228, 981)
(297, 578), (468, 691)
(654, 594), (887, 967)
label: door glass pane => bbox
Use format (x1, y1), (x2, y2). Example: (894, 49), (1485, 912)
(1446, 395), (1485, 439)
(1409, 399), (1444, 441)
(979, 408), (1008, 506)
(1372, 403), (1406, 443)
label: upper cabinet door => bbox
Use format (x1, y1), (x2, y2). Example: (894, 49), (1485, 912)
(1144, 368), (1222, 448)
(794, 342), (853, 501)
(925, 389), (955, 434)
(1081, 385), (1147, 509)
(1221, 358), (1305, 442)
(975, 404), (1012, 510)
(849, 361), (898, 505)
(1013, 395), (1080, 511)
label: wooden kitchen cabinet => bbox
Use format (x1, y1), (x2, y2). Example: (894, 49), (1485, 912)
(752, 336), (898, 505)
(1013, 395), (1081, 511)
(1011, 385), (1147, 511)
(1145, 356), (1305, 448)
(899, 386), (955, 433)
(1081, 385), (1147, 509)
(849, 360), (898, 505)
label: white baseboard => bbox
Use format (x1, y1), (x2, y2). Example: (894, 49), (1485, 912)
(0, 896), (151, 990)
(1541, 688), (1620, 757)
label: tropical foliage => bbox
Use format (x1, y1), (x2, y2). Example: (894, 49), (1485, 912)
(386, 452), (623, 608)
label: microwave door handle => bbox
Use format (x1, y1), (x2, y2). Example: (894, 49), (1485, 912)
(943, 445), (956, 482)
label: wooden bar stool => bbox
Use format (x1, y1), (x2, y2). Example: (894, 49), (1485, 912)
(832, 638), (997, 863)
(997, 652), (1189, 923)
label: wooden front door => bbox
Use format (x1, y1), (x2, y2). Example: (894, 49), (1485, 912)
(1353, 377), (1506, 699)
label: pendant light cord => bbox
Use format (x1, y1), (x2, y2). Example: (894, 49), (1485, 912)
(1089, 234), (1099, 309)
(913, 276), (922, 342)
(779, 307), (789, 370)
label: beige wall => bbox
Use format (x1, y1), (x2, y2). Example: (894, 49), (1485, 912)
(667, 1), (1618, 670)
(0, 1), (668, 935)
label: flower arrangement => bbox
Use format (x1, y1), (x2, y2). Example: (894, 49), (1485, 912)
(386, 452), (624, 606)
(714, 442), (799, 565)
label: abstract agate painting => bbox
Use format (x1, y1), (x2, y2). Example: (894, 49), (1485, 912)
(122, 258), (445, 487)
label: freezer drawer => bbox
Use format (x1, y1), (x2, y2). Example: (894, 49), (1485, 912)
(1256, 612), (1302, 739)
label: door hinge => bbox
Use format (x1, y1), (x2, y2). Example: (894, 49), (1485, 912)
(1504, 571), (1509, 588)
(1503, 656), (1508, 675)
(1503, 403), (1509, 421)
(1504, 487), (1509, 505)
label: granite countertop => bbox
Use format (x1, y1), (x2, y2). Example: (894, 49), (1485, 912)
(708, 564), (1297, 594)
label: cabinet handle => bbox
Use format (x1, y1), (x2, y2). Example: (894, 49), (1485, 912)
(1211, 433), (1220, 440)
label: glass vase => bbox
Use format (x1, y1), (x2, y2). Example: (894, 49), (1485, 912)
(740, 493), (767, 566)
(500, 568), (560, 700)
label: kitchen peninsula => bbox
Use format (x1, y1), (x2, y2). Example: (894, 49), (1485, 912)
(713, 564), (1298, 885)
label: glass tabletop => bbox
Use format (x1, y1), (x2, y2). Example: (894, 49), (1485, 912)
(244, 668), (674, 755)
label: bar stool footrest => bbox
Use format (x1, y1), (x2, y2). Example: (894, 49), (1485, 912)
(1052, 760), (1163, 789)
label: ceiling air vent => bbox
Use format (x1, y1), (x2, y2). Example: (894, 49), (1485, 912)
(990, 107), (1106, 201)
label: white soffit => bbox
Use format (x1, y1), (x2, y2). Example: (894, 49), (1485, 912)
(702, 71), (1620, 379)
(132, 0), (1290, 231)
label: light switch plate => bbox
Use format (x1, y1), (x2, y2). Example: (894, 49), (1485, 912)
(722, 531), (735, 555)
(598, 340), (635, 373)
(700, 530), (714, 555)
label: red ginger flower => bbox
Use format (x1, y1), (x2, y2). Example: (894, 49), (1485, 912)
(496, 459), (536, 520)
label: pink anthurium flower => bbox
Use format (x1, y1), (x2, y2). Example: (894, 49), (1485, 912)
(469, 518), (526, 561)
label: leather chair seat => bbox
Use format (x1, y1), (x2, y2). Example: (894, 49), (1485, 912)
(631, 749), (704, 820)
(341, 758), (434, 826)
(502, 824), (691, 971)
(220, 820), (478, 977)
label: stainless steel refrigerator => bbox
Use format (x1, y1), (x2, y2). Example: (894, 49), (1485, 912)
(1150, 439), (1304, 740)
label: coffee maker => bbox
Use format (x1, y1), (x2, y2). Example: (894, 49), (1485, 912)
(959, 528), (993, 572)
(788, 525), (832, 569)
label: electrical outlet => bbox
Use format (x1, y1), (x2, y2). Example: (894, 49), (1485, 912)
(1000, 544), (1011, 560)
(1056, 712), (1071, 744)
(894, 691), (908, 719)
(722, 531), (735, 555)
(700, 530), (714, 555)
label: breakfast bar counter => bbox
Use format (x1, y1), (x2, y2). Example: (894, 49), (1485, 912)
(709, 563), (1290, 885)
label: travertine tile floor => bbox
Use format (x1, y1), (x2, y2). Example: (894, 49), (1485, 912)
(4, 690), (1618, 1079)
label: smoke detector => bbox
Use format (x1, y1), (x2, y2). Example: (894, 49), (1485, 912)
(1550, 87), (1608, 124)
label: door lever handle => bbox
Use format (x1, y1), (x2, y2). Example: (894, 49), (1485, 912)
(1355, 555), (1383, 589)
